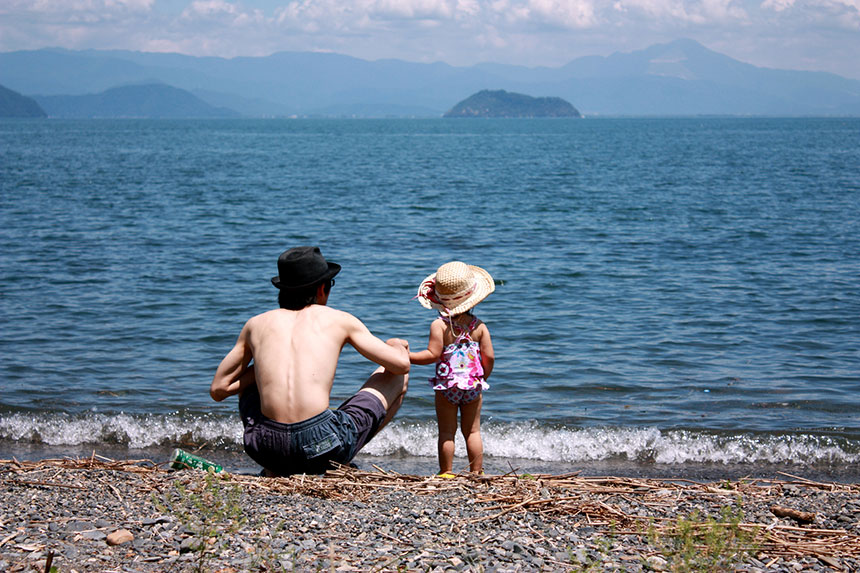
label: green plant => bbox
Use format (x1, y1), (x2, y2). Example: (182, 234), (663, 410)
(566, 535), (614, 572)
(247, 520), (297, 572)
(155, 470), (246, 572)
(648, 504), (759, 572)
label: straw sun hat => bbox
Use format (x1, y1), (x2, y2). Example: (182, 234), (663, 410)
(417, 261), (495, 316)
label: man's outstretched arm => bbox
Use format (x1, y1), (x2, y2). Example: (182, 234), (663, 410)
(344, 314), (410, 375)
(210, 323), (255, 401)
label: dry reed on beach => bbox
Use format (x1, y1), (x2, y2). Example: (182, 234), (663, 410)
(263, 465), (860, 561)
(1, 455), (859, 571)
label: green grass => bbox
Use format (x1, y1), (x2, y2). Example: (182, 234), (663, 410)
(155, 470), (246, 572)
(646, 503), (760, 572)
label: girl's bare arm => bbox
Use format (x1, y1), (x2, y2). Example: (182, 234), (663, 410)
(478, 324), (495, 378)
(410, 319), (445, 364)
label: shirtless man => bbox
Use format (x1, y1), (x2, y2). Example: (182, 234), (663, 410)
(210, 246), (410, 476)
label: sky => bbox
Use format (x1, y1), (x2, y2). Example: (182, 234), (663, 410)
(0, 0), (858, 80)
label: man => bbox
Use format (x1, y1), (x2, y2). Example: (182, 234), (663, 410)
(210, 246), (410, 476)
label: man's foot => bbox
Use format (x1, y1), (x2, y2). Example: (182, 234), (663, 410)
(436, 472), (456, 479)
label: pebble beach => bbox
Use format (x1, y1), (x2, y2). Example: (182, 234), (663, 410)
(2, 456), (859, 572)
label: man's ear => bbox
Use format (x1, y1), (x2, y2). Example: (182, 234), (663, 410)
(315, 282), (328, 304)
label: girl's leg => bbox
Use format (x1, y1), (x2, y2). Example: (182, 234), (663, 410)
(460, 394), (483, 473)
(435, 391), (458, 474)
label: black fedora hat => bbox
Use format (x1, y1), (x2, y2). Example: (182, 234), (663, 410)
(271, 246), (341, 290)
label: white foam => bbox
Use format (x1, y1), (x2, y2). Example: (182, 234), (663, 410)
(365, 420), (860, 465)
(2, 413), (858, 465)
(0, 412), (242, 449)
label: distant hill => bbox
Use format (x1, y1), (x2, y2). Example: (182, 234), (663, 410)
(3, 41), (860, 116)
(33, 83), (240, 118)
(0, 84), (46, 117)
(445, 90), (580, 118)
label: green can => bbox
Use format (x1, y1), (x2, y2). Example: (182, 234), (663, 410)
(170, 448), (223, 473)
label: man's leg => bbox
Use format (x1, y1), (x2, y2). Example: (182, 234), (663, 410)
(238, 383), (278, 476)
(335, 367), (408, 464)
(358, 366), (408, 433)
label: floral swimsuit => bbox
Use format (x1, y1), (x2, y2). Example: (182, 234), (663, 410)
(429, 315), (488, 405)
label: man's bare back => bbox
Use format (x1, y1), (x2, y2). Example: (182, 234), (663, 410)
(212, 304), (409, 423)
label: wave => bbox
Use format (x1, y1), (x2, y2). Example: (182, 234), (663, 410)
(1, 413), (858, 466)
(0, 412), (241, 450)
(369, 421), (860, 466)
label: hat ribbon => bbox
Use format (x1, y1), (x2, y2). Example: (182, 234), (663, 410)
(413, 278), (442, 305)
(437, 280), (477, 307)
(415, 277), (477, 316)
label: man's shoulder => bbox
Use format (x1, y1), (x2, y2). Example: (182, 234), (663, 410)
(313, 305), (360, 324)
(248, 308), (287, 322)
(301, 306), (365, 343)
(286, 304), (363, 326)
(240, 309), (276, 332)
(249, 305), (359, 325)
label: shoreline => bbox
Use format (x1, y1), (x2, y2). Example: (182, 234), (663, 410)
(4, 442), (860, 484)
(2, 456), (858, 572)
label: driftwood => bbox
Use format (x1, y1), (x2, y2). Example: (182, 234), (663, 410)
(771, 505), (816, 523)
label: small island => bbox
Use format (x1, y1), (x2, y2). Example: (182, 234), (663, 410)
(444, 89), (581, 118)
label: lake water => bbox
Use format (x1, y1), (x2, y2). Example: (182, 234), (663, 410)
(1, 117), (858, 479)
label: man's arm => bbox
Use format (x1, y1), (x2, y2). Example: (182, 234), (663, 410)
(343, 314), (410, 374)
(210, 322), (255, 401)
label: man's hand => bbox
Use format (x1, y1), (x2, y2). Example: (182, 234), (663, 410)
(380, 338), (410, 374)
(386, 338), (409, 351)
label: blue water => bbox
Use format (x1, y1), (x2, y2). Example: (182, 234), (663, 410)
(1, 118), (859, 477)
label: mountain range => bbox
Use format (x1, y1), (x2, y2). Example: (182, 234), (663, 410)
(33, 83), (238, 118)
(2, 39), (859, 117)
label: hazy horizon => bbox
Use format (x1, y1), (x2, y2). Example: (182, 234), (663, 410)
(1, 0), (858, 81)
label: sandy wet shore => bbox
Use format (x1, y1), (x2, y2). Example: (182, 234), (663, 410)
(1, 456), (858, 572)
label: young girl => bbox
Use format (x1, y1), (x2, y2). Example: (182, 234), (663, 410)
(410, 261), (495, 475)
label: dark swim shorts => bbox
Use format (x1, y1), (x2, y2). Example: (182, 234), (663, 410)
(239, 384), (386, 476)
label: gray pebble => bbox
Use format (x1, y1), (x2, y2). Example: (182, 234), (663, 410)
(3, 461), (859, 573)
(82, 530), (107, 541)
(179, 536), (201, 552)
